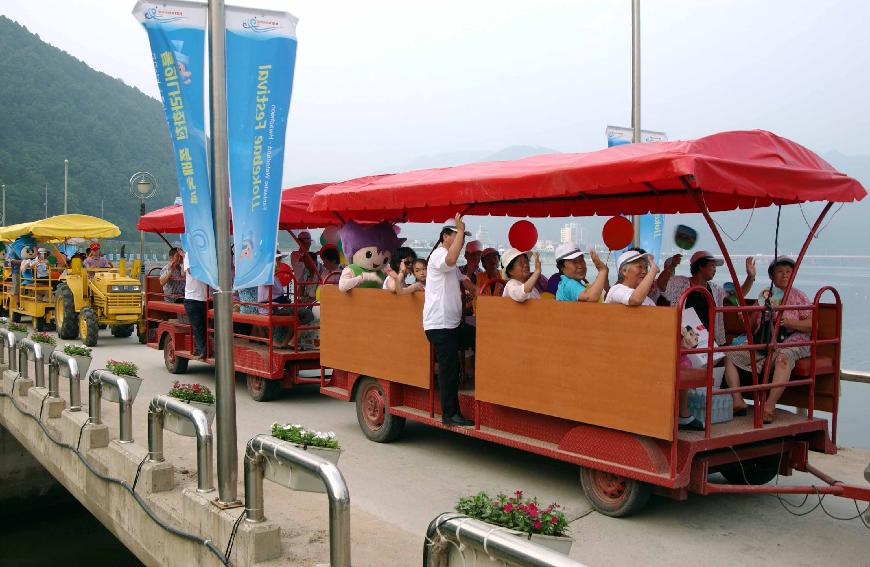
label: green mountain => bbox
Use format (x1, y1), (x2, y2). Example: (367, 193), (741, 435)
(0, 16), (178, 241)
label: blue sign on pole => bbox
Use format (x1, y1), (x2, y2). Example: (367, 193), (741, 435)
(134, 0), (218, 287)
(605, 126), (668, 263)
(225, 8), (299, 289)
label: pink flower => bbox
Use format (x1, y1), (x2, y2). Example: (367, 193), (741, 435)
(550, 516), (559, 524)
(503, 503), (513, 512)
(527, 503), (539, 518)
(533, 520), (542, 530)
(515, 490), (523, 499)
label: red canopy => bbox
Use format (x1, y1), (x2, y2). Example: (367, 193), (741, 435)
(138, 183), (338, 233)
(309, 130), (866, 221)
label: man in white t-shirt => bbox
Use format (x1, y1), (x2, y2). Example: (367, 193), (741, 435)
(423, 215), (476, 427)
(182, 252), (209, 359)
(605, 249), (704, 431)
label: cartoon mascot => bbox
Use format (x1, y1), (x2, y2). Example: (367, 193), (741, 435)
(337, 220), (404, 292)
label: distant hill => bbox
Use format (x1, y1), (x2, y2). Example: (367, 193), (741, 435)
(0, 16), (178, 240)
(403, 145), (560, 171)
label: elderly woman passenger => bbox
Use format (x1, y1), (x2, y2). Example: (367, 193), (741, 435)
(554, 242), (609, 302)
(605, 249), (704, 431)
(475, 247), (504, 297)
(501, 248), (541, 303)
(722, 256), (813, 424)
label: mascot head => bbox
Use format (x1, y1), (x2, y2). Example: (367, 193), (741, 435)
(11, 234), (37, 261)
(339, 220), (405, 272)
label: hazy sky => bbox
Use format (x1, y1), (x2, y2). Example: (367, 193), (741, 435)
(3, 0), (868, 187)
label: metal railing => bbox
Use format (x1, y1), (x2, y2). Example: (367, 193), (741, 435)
(147, 395), (214, 493)
(841, 369), (870, 385)
(244, 434), (350, 567)
(88, 369), (141, 443)
(424, 513), (587, 567)
(17, 337), (47, 388)
(0, 328), (17, 371)
(49, 351), (85, 412)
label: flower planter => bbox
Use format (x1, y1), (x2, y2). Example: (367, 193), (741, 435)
(11, 330), (27, 344)
(446, 527), (573, 564)
(34, 344), (55, 363)
(100, 374), (143, 402)
(164, 400), (215, 437)
(70, 355), (92, 379)
(262, 439), (341, 494)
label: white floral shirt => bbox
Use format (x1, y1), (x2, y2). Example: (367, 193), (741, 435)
(663, 275), (727, 345)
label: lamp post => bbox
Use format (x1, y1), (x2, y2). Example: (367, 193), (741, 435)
(1, 184), (5, 226)
(129, 172), (158, 285)
(64, 159), (69, 214)
(630, 0), (642, 247)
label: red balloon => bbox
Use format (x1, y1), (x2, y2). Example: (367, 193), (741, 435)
(508, 220), (538, 252)
(602, 216), (634, 250)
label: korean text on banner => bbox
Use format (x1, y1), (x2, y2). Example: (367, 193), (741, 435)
(133, 0), (218, 288)
(226, 8), (299, 289)
(605, 125), (668, 264)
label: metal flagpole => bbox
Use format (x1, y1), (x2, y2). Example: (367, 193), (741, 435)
(207, 0), (240, 505)
(44, 184), (48, 218)
(1, 184), (5, 225)
(630, 0), (641, 247)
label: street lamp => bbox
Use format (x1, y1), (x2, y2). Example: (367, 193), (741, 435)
(128, 171), (158, 285)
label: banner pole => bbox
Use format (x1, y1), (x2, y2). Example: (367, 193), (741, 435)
(207, 0), (239, 505)
(630, 0), (641, 246)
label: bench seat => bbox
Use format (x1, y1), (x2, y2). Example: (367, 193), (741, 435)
(207, 309), (296, 327)
(147, 300), (186, 315)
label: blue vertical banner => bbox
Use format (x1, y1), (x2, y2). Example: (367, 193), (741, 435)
(225, 8), (299, 289)
(605, 125), (668, 264)
(133, 1), (218, 287)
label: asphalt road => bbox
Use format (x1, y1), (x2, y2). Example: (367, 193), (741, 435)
(45, 331), (870, 566)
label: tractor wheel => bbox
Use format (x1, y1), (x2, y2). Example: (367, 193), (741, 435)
(246, 374), (281, 402)
(111, 324), (135, 338)
(580, 467), (652, 517)
(34, 316), (47, 332)
(11, 311), (21, 323)
(137, 323), (147, 344)
(79, 307), (100, 347)
(161, 333), (189, 374)
(355, 377), (405, 443)
(719, 455), (780, 486)
(55, 284), (79, 340)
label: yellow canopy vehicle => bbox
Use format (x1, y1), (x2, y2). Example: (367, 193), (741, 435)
(1, 214), (143, 346)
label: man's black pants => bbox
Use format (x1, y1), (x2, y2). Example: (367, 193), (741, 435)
(425, 323), (475, 419)
(183, 299), (207, 356)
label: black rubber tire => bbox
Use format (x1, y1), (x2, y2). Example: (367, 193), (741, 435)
(719, 455), (780, 485)
(246, 374), (281, 402)
(55, 284), (79, 340)
(11, 311), (21, 323)
(79, 307), (100, 347)
(161, 333), (189, 374)
(111, 324), (135, 338)
(137, 324), (147, 344)
(354, 377), (406, 443)
(579, 467), (652, 517)
(34, 316), (46, 332)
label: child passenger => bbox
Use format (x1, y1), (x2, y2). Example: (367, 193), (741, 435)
(412, 258), (427, 288)
(500, 248), (541, 303)
(384, 246), (423, 294)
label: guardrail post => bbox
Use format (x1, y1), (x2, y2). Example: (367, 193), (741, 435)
(88, 373), (102, 425)
(18, 340), (29, 381)
(147, 395), (214, 492)
(49, 351), (83, 411)
(15, 338), (47, 388)
(245, 434), (350, 567)
(0, 329), (16, 371)
(89, 369), (140, 443)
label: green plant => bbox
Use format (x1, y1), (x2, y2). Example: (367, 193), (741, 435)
(168, 381), (215, 404)
(30, 331), (56, 345)
(0, 317), (8, 326)
(106, 359), (138, 377)
(271, 422), (339, 450)
(456, 491), (569, 537)
(8, 322), (27, 333)
(63, 344), (92, 357)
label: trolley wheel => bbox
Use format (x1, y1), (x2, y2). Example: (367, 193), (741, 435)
(161, 333), (188, 374)
(137, 323), (147, 344)
(79, 307), (99, 347)
(355, 377), (405, 443)
(246, 374), (280, 402)
(11, 311), (21, 323)
(111, 324), (135, 338)
(34, 316), (47, 332)
(55, 284), (79, 339)
(579, 467), (652, 517)
(719, 455), (780, 486)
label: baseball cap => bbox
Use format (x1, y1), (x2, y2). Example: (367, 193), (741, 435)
(689, 250), (724, 267)
(442, 218), (471, 236)
(89, 242), (101, 250)
(616, 249), (651, 272)
(481, 247), (499, 259)
(555, 242), (583, 261)
(465, 240), (483, 254)
(767, 255), (796, 278)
